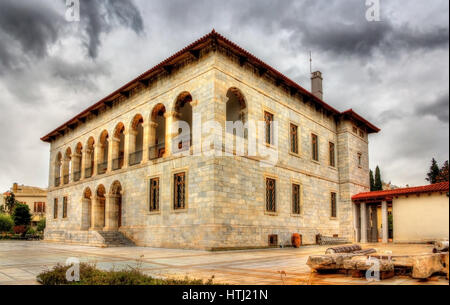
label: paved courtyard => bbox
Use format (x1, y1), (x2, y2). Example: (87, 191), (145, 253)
(0, 241), (447, 285)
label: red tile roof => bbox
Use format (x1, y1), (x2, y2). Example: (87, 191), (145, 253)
(41, 30), (380, 142)
(352, 182), (449, 203)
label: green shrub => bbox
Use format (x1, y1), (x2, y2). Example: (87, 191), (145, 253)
(27, 227), (37, 235)
(37, 218), (46, 232)
(0, 214), (14, 232)
(12, 203), (32, 226)
(37, 263), (215, 285)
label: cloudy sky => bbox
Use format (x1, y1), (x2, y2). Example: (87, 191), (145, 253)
(0, 0), (448, 191)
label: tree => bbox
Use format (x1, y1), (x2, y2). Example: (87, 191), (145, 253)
(369, 170), (375, 191)
(426, 158), (441, 184)
(37, 218), (46, 233)
(0, 214), (14, 233)
(5, 192), (19, 215)
(436, 160), (449, 183)
(374, 166), (383, 191)
(12, 203), (32, 227)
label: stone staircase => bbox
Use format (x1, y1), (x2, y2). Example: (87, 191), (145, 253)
(97, 231), (135, 247)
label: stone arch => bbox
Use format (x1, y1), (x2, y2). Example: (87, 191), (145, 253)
(92, 184), (106, 230)
(106, 180), (123, 230)
(226, 87), (248, 137)
(97, 130), (109, 174)
(112, 122), (125, 170)
(149, 103), (167, 159)
(63, 147), (72, 184)
(128, 114), (144, 165)
(54, 152), (62, 186)
(84, 137), (95, 178)
(173, 92), (193, 153)
(81, 187), (92, 230)
(73, 143), (83, 181)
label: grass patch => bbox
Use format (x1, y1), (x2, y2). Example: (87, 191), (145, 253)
(37, 263), (215, 285)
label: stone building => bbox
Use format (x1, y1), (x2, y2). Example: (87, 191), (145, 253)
(41, 31), (379, 249)
(3, 183), (47, 227)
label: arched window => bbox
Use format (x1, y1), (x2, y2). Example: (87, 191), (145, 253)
(112, 123), (125, 170)
(63, 148), (72, 184)
(81, 187), (92, 230)
(93, 185), (106, 230)
(129, 114), (144, 166)
(54, 152), (62, 187)
(73, 143), (83, 181)
(108, 181), (123, 229)
(174, 92), (193, 153)
(226, 88), (247, 138)
(98, 130), (109, 175)
(150, 104), (166, 160)
(85, 137), (95, 178)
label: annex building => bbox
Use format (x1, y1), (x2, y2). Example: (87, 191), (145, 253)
(41, 31), (379, 249)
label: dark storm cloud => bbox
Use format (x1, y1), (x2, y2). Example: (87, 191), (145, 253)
(79, 0), (144, 58)
(416, 93), (450, 123)
(0, 0), (62, 71)
(0, 0), (143, 73)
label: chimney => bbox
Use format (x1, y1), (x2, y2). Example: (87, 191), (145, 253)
(311, 71), (323, 100)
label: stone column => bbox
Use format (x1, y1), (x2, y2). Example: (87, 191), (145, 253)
(81, 150), (87, 179)
(164, 112), (179, 157)
(142, 122), (152, 163)
(81, 198), (91, 230)
(191, 100), (200, 155)
(91, 196), (101, 230)
(104, 195), (119, 232)
(124, 129), (137, 167)
(381, 201), (389, 244)
(360, 202), (368, 244)
(107, 139), (115, 172)
(353, 203), (361, 243)
(93, 143), (103, 176)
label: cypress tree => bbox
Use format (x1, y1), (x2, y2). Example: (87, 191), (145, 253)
(374, 166), (383, 191)
(369, 170), (375, 191)
(426, 158), (440, 184)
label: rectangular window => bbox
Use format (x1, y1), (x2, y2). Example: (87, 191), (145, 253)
(329, 142), (336, 167)
(34, 202), (37, 213)
(149, 177), (160, 212)
(331, 192), (337, 218)
(358, 153), (362, 167)
(292, 184), (301, 215)
(290, 124), (299, 154)
(43, 202), (46, 213)
(352, 126), (358, 134)
(62, 197), (68, 218)
(264, 111), (274, 145)
(266, 178), (276, 213)
(53, 198), (58, 219)
(174, 172), (186, 210)
(311, 134), (319, 161)
(359, 129), (365, 138)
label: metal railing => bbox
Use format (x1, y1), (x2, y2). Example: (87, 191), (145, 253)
(63, 175), (70, 185)
(73, 171), (81, 182)
(55, 177), (61, 187)
(112, 157), (124, 171)
(149, 142), (166, 160)
(129, 150), (143, 166)
(85, 167), (93, 179)
(97, 162), (107, 175)
(173, 140), (191, 154)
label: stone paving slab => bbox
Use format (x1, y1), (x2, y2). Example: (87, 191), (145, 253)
(0, 241), (448, 285)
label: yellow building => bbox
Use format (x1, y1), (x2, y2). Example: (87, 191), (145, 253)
(3, 183), (47, 226)
(352, 182), (449, 244)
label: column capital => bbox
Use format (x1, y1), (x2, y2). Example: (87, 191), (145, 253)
(190, 100), (199, 107)
(164, 111), (180, 119)
(125, 129), (138, 136)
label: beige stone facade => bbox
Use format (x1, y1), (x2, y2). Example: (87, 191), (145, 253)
(42, 32), (378, 249)
(3, 183), (47, 226)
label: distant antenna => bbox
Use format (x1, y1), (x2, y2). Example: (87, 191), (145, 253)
(309, 51), (312, 74)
